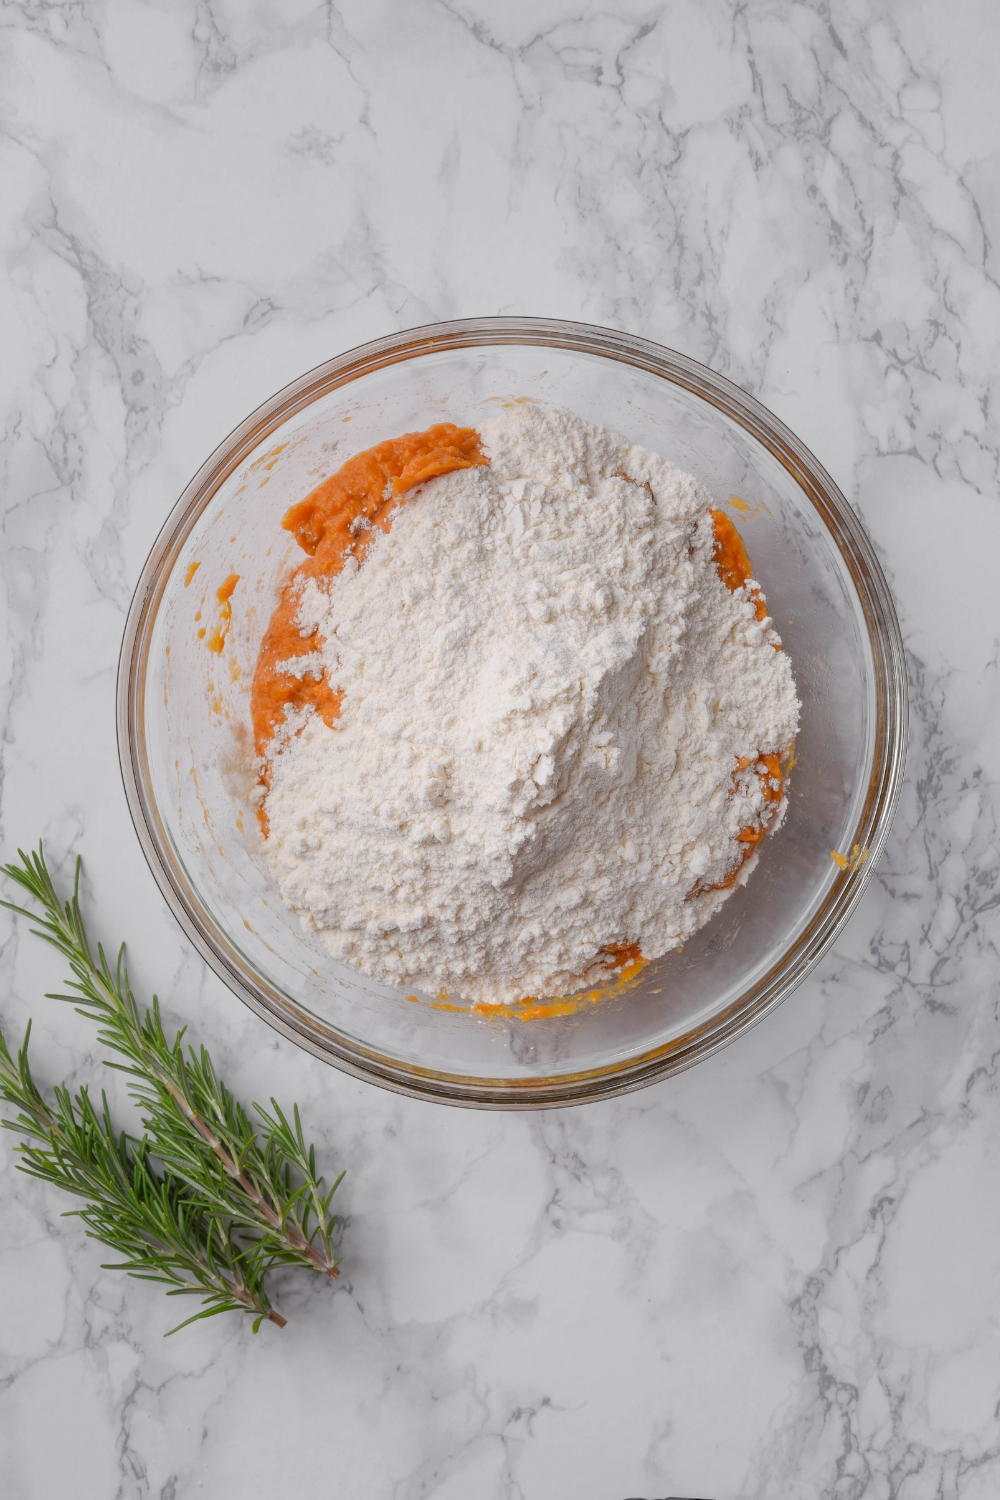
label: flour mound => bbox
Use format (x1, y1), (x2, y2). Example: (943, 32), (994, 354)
(262, 406), (800, 1005)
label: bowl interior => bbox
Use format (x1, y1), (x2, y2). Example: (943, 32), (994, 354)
(125, 327), (900, 1106)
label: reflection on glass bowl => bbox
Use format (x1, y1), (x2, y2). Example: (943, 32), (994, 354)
(118, 318), (906, 1109)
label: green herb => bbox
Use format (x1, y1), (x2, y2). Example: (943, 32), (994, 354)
(0, 845), (343, 1333)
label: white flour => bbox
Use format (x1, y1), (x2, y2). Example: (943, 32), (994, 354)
(261, 406), (800, 1004)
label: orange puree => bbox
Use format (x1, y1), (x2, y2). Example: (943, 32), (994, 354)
(250, 424), (488, 762)
(599, 939), (644, 971)
(691, 509), (786, 896)
(709, 508), (769, 623)
(406, 943), (650, 1023)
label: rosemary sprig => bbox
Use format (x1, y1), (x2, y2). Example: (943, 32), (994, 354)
(0, 1026), (282, 1332)
(0, 844), (344, 1332)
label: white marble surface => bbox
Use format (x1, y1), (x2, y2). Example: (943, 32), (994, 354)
(1, 2), (999, 1496)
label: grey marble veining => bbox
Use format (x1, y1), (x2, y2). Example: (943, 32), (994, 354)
(2, 3), (999, 1497)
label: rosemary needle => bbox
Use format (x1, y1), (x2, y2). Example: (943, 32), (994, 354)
(0, 844), (344, 1333)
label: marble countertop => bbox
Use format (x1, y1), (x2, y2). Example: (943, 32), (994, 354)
(2, 4), (998, 1497)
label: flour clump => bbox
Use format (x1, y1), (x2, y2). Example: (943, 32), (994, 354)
(261, 406), (800, 1005)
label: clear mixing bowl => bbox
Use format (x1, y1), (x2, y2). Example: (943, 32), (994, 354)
(118, 318), (906, 1108)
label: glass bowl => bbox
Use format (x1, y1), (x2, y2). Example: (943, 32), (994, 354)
(118, 318), (906, 1109)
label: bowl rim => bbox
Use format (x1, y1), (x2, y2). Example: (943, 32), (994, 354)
(117, 315), (907, 1109)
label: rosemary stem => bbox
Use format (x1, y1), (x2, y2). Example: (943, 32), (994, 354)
(164, 1078), (339, 1277)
